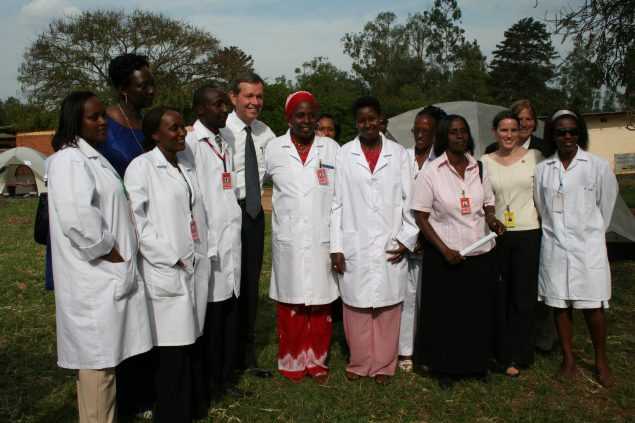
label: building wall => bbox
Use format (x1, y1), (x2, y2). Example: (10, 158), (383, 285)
(587, 114), (635, 174)
(16, 131), (55, 156)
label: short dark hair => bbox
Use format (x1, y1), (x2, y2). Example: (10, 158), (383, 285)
(52, 91), (97, 152)
(108, 54), (150, 89)
(415, 105), (447, 123)
(318, 113), (341, 141)
(229, 72), (264, 94)
(543, 109), (589, 155)
(192, 83), (223, 110)
(352, 96), (381, 116)
(492, 110), (519, 129)
(434, 114), (475, 157)
(142, 106), (178, 151)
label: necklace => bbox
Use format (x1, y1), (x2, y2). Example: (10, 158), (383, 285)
(291, 137), (313, 155)
(118, 104), (144, 151)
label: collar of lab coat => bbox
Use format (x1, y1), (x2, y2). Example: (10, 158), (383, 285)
(350, 133), (393, 174)
(193, 120), (227, 151)
(77, 138), (120, 178)
(150, 146), (192, 171)
(544, 147), (589, 171)
(281, 130), (325, 166)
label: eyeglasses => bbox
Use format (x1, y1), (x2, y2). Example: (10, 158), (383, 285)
(554, 128), (579, 137)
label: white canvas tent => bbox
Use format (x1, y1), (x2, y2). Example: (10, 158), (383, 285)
(0, 147), (47, 195)
(387, 101), (635, 243)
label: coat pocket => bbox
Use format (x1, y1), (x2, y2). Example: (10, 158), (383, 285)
(145, 263), (185, 298)
(102, 259), (137, 301)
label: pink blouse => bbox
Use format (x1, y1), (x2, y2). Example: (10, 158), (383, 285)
(410, 152), (496, 256)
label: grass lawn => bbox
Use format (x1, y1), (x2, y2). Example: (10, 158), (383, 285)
(1, 197), (634, 422)
(618, 174), (635, 209)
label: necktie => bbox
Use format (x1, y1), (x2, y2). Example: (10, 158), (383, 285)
(244, 126), (261, 218)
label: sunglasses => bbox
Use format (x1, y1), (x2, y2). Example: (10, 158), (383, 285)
(554, 128), (579, 137)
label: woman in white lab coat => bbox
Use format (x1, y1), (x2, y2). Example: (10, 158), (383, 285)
(47, 91), (152, 423)
(398, 106), (445, 373)
(265, 91), (340, 383)
(125, 107), (210, 422)
(330, 96), (419, 384)
(534, 110), (618, 387)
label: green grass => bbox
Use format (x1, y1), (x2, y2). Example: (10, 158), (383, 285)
(1, 197), (634, 422)
(618, 174), (635, 208)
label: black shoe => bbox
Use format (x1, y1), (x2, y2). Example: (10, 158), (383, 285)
(225, 386), (253, 398)
(438, 376), (455, 390)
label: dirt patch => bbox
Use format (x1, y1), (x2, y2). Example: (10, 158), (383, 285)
(262, 187), (272, 213)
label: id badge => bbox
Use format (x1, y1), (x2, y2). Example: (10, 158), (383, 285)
(503, 209), (516, 228)
(190, 219), (200, 241)
(553, 193), (564, 213)
(459, 197), (471, 215)
(316, 168), (329, 185)
(222, 172), (233, 190)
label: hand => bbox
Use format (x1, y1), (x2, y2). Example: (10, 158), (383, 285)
(177, 260), (185, 269)
(102, 247), (124, 263)
(442, 247), (464, 265)
(486, 215), (506, 235)
(413, 239), (424, 255)
(386, 241), (408, 264)
(330, 253), (346, 274)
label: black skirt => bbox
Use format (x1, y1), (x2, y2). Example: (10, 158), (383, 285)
(414, 245), (496, 376)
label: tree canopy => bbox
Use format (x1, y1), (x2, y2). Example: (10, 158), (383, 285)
(18, 9), (253, 111)
(489, 18), (559, 113)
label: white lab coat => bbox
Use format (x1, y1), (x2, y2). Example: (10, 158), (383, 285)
(183, 120), (241, 302)
(265, 132), (340, 305)
(47, 139), (152, 369)
(330, 135), (420, 308)
(399, 147), (433, 355)
(125, 148), (210, 346)
(534, 148), (618, 302)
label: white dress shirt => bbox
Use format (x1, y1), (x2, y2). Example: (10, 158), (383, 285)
(220, 111), (276, 200)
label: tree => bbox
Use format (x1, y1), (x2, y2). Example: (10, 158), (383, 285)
(294, 57), (366, 142)
(444, 40), (494, 103)
(489, 18), (559, 112)
(259, 77), (293, 137)
(0, 97), (56, 132)
(18, 9), (253, 111)
(550, 0), (634, 102)
(342, 12), (412, 96)
(559, 39), (603, 112)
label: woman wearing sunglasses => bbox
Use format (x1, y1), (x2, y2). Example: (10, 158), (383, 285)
(534, 110), (618, 387)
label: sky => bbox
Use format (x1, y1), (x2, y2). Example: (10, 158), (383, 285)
(0, 0), (579, 100)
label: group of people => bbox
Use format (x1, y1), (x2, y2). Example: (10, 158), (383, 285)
(45, 53), (619, 423)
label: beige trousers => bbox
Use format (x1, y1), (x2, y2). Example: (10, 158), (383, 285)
(76, 368), (116, 423)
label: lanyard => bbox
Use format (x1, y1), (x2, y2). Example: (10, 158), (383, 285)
(175, 165), (193, 213)
(203, 138), (227, 172)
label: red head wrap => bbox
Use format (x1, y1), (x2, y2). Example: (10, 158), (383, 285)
(284, 91), (319, 120)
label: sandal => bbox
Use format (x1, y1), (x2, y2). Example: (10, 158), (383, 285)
(505, 365), (520, 378)
(398, 358), (414, 373)
(345, 371), (361, 381)
(374, 374), (391, 385)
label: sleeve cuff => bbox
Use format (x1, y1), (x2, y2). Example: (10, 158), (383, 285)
(81, 231), (115, 261)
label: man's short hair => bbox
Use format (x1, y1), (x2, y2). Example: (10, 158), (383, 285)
(192, 83), (223, 110)
(230, 72), (265, 94)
